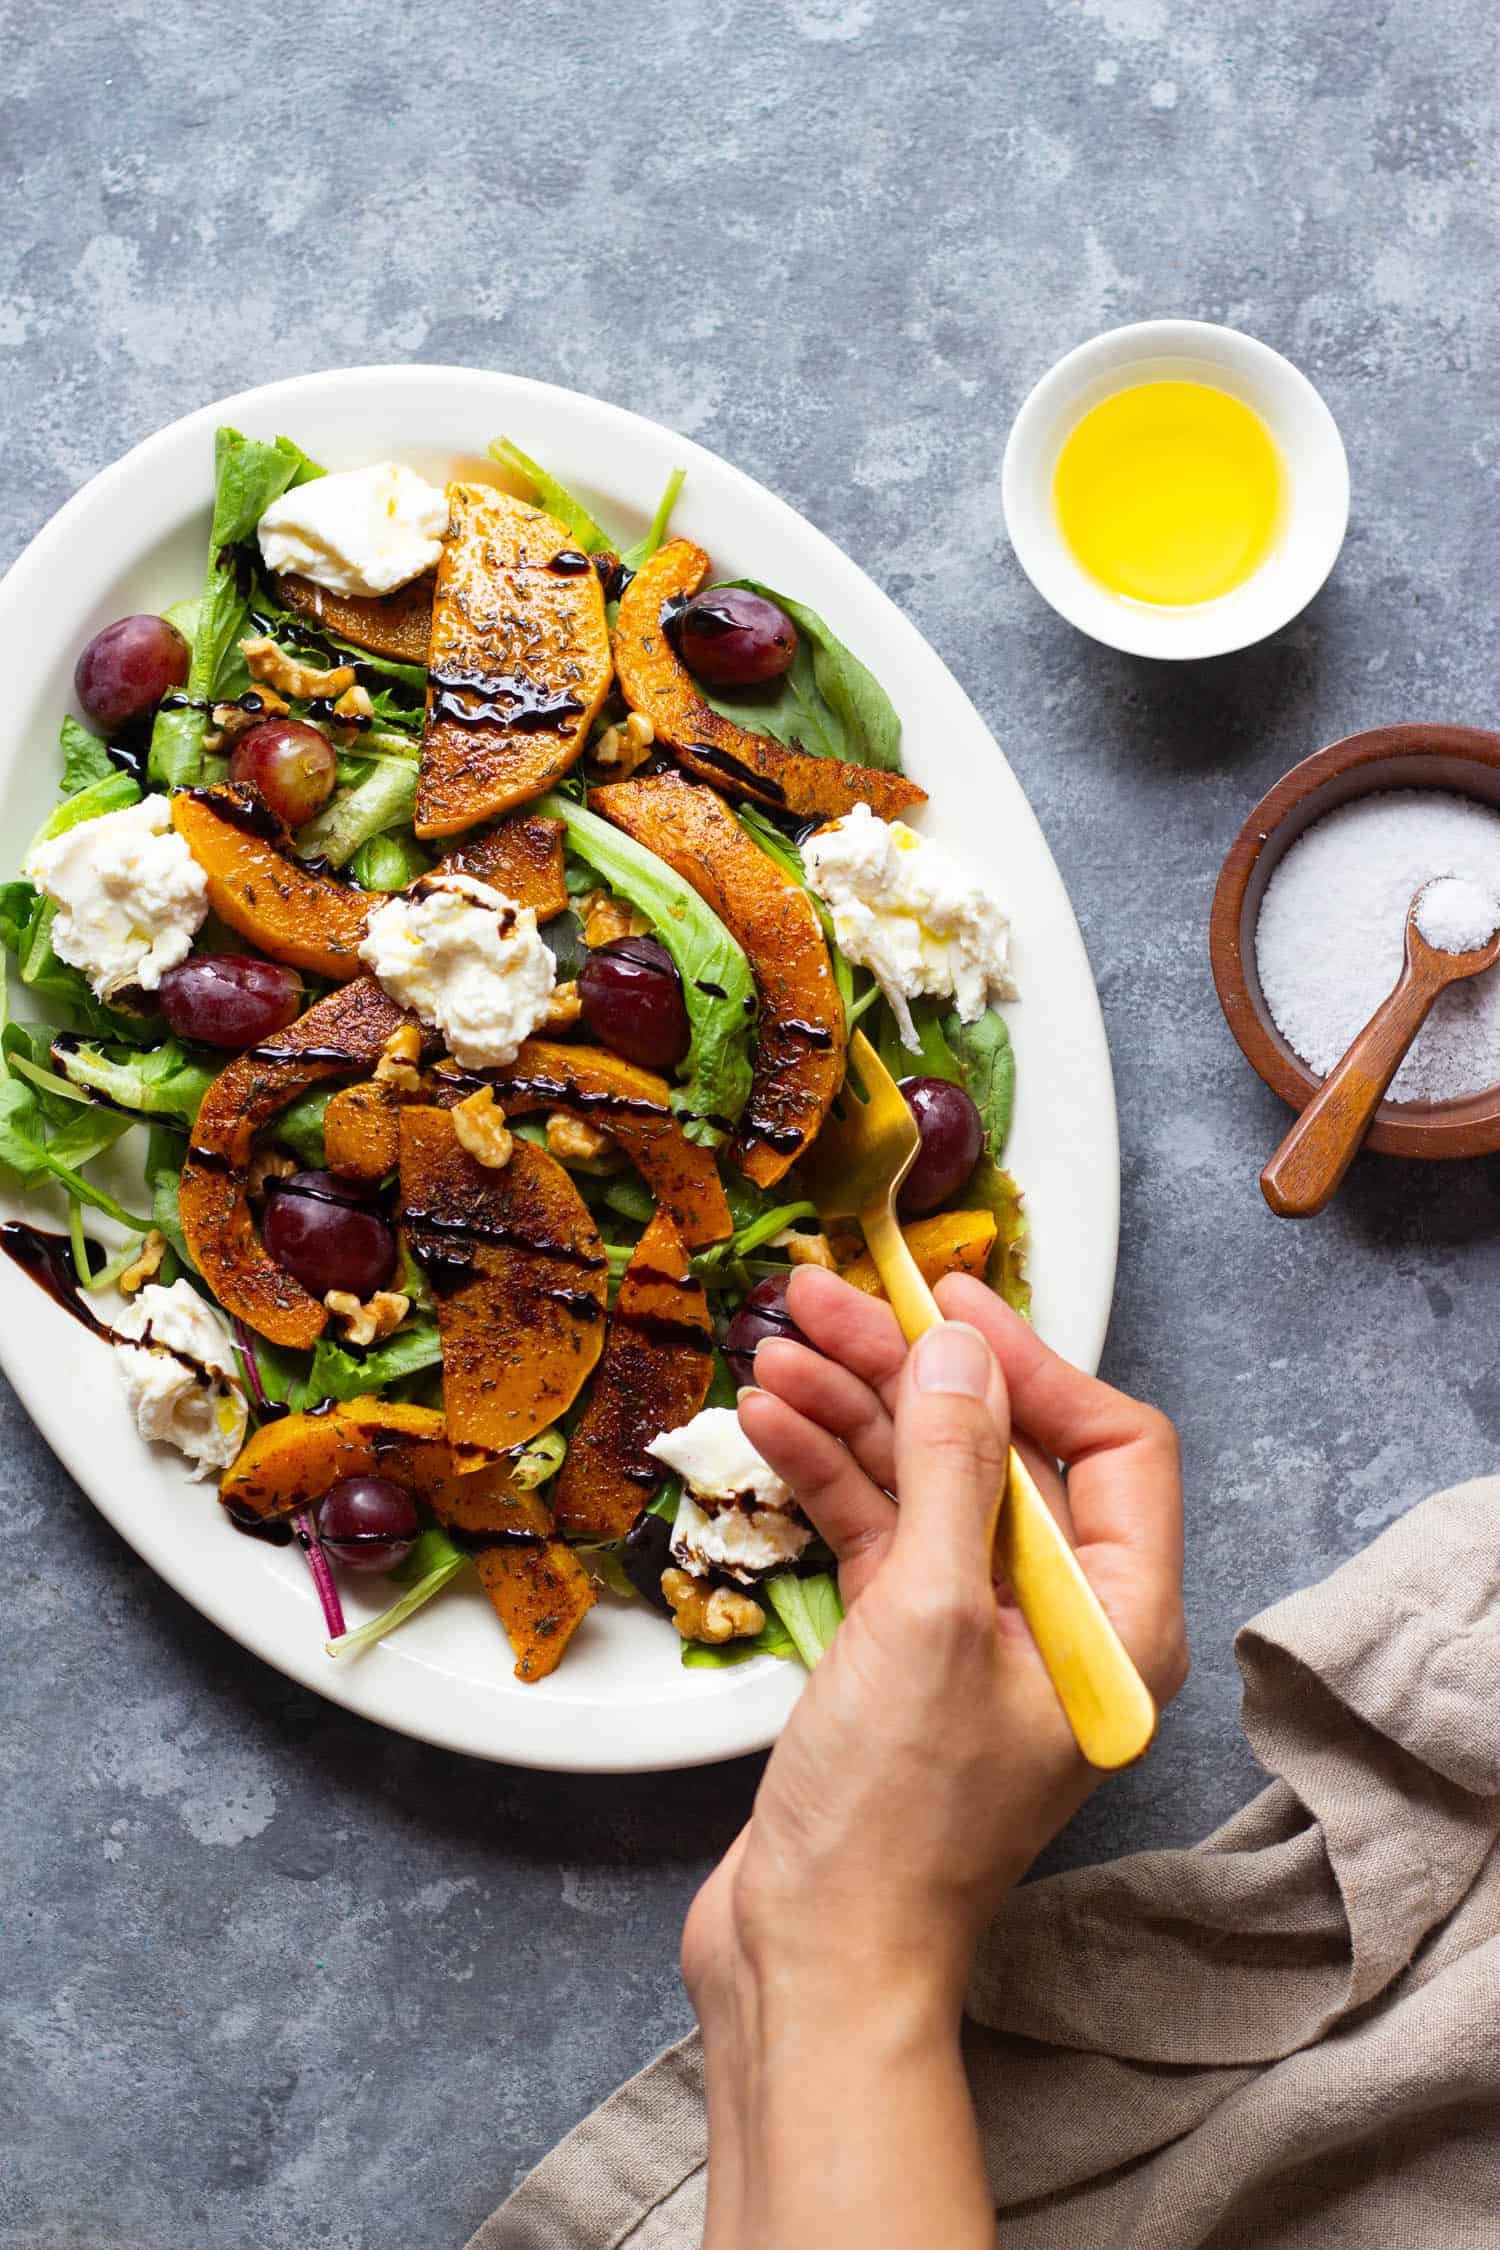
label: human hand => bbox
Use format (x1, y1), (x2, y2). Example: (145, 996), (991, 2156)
(686, 1268), (1186, 2009)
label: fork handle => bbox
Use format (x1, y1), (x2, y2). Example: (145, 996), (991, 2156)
(861, 1202), (1157, 1771)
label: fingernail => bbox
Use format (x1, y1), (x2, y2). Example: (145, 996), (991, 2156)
(912, 1322), (991, 1397)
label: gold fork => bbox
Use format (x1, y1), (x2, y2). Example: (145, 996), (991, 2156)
(799, 1028), (1157, 1770)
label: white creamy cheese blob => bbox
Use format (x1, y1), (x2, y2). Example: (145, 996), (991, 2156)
(801, 803), (1017, 1049)
(257, 461), (449, 597)
(24, 794), (208, 999)
(648, 1407), (813, 1582)
(113, 1280), (248, 1479)
(359, 873), (555, 1069)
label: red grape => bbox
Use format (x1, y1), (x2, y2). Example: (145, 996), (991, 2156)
(158, 954), (303, 1049)
(230, 720), (337, 828)
(318, 1475), (419, 1572)
(75, 615), (190, 733)
(675, 588), (797, 689)
(622, 1510), (674, 1612)
(723, 1272), (809, 1389)
(263, 1171), (396, 1299)
(897, 1077), (984, 1215)
(578, 935), (690, 1072)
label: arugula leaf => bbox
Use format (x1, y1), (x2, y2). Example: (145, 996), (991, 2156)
(295, 755), (417, 870)
(149, 428), (322, 788)
(302, 1317), (445, 1407)
(945, 1008), (1014, 1159)
(536, 791), (755, 1144)
(59, 717), (114, 791)
(350, 829), (432, 891)
(52, 1037), (215, 1125)
(488, 436), (610, 552)
(706, 584), (903, 772)
(765, 1571), (844, 1668)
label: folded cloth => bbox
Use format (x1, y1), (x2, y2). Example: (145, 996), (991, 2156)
(469, 1477), (1500, 2249)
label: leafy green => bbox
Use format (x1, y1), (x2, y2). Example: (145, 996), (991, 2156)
(620, 467), (686, 570)
(536, 791), (756, 1144)
(276, 1087), (332, 1169)
(303, 1317), (444, 1407)
(29, 769), (141, 852)
(488, 436), (610, 552)
(350, 829), (431, 891)
(0, 1066), (148, 1229)
(161, 596), (200, 651)
(296, 755), (417, 870)
(149, 428), (322, 787)
(961, 1157), (1031, 1316)
(765, 1571), (844, 1667)
(146, 1127), (192, 1267)
(946, 1008), (1014, 1159)
(53, 1037), (215, 1125)
(327, 1525), (471, 1659)
(59, 717), (114, 792)
(511, 1428), (567, 1489)
(705, 584), (902, 772)
(876, 995), (962, 1081)
(246, 583), (427, 704)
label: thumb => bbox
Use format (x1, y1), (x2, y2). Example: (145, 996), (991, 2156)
(892, 1322), (1011, 1582)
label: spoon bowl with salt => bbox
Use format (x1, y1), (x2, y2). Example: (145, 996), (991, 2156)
(1261, 874), (1500, 1217)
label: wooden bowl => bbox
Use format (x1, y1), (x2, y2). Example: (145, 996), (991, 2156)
(1210, 722), (1500, 1158)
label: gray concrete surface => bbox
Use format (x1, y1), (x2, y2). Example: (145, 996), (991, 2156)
(4, 0), (1498, 2241)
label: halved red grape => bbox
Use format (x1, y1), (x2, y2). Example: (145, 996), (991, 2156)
(897, 1077), (984, 1216)
(75, 615), (190, 733)
(230, 719), (337, 828)
(578, 934), (690, 1072)
(723, 1272), (809, 1389)
(158, 954), (304, 1049)
(622, 1509), (674, 1613)
(318, 1474), (418, 1572)
(263, 1171), (396, 1300)
(675, 588), (797, 689)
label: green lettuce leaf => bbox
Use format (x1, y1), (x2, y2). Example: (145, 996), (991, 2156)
(52, 1036), (215, 1125)
(28, 768), (141, 853)
(961, 1157), (1031, 1316)
(765, 1571), (844, 1668)
(276, 1087), (331, 1168)
(945, 1007), (1014, 1159)
(327, 1525), (471, 1659)
(302, 1317), (445, 1407)
(487, 436), (610, 552)
(536, 790), (755, 1144)
(59, 716), (114, 791)
(706, 584), (902, 772)
(149, 428), (322, 788)
(350, 830), (432, 891)
(295, 755), (418, 870)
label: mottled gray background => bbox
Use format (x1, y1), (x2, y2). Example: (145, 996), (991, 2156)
(4, 0), (1497, 2241)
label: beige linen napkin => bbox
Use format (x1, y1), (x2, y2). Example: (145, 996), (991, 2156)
(470, 1476), (1500, 2249)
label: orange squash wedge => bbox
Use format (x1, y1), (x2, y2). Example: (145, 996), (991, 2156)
(272, 570), (435, 664)
(838, 1209), (998, 1298)
(219, 1396), (594, 1681)
(414, 483), (613, 839)
(476, 1039), (733, 1248)
(552, 1212), (714, 1538)
(591, 774), (846, 1186)
(180, 977), (435, 1347)
(172, 786), (374, 979)
(322, 1079), (401, 1182)
(172, 795), (570, 982)
(613, 542), (924, 823)
(398, 1105), (608, 1464)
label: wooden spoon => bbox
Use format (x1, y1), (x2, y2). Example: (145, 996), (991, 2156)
(1261, 881), (1500, 1217)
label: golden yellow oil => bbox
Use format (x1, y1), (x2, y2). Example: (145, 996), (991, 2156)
(1053, 380), (1283, 607)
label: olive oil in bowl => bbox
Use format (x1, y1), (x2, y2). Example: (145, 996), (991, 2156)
(1053, 380), (1284, 608)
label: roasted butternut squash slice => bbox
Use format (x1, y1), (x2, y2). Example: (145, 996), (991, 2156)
(272, 570), (435, 664)
(181, 977), (434, 1348)
(219, 1396), (594, 1680)
(398, 1106), (608, 1463)
(438, 811), (568, 920)
(613, 543), (925, 823)
(172, 786), (375, 979)
(477, 1039), (732, 1247)
(552, 1211), (714, 1538)
(173, 795), (569, 982)
(838, 1209), (998, 1298)
(414, 484), (613, 839)
(591, 775), (846, 1186)
(323, 1079), (401, 1182)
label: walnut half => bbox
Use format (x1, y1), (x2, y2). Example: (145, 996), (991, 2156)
(453, 1086), (513, 1169)
(239, 634), (356, 702)
(546, 1110), (611, 1163)
(374, 1023), (423, 1093)
(118, 1229), (166, 1295)
(323, 1289), (409, 1348)
(662, 1568), (766, 1645)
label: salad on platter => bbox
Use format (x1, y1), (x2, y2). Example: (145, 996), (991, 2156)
(0, 426), (1028, 1686)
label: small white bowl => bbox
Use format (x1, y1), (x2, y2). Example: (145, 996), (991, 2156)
(1001, 319), (1349, 661)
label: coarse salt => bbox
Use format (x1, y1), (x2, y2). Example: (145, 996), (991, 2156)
(1255, 791), (1500, 1105)
(1414, 874), (1500, 956)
